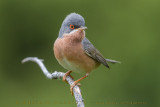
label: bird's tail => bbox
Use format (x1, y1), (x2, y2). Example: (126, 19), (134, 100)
(105, 59), (121, 64)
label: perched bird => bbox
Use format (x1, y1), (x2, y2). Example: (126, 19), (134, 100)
(54, 13), (119, 95)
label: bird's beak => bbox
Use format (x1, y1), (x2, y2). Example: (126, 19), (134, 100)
(80, 26), (87, 30)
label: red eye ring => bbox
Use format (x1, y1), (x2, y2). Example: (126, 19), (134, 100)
(70, 24), (74, 29)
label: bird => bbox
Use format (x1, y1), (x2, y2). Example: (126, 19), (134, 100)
(53, 13), (120, 95)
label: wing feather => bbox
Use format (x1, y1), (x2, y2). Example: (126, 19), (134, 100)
(82, 38), (109, 68)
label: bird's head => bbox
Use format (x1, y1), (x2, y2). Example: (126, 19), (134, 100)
(58, 13), (87, 38)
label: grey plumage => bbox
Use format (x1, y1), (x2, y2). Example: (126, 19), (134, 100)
(105, 59), (121, 64)
(58, 13), (85, 38)
(82, 37), (109, 68)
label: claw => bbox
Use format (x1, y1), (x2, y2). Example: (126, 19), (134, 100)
(70, 73), (89, 96)
(70, 82), (76, 96)
(63, 71), (73, 84)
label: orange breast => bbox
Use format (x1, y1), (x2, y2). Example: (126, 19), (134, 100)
(54, 38), (64, 61)
(53, 31), (100, 74)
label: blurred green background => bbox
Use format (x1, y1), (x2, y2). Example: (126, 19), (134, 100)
(0, 0), (160, 107)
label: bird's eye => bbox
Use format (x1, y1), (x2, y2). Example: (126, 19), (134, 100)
(70, 24), (75, 29)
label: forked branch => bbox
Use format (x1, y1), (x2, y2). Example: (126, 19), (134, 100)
(22, 57), (84, 107)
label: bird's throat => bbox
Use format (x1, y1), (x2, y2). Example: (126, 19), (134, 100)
(64, 29), (85, 42)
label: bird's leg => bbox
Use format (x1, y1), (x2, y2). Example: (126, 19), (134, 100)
(70, 73), (89, 96)
(63, 71), (74, 84)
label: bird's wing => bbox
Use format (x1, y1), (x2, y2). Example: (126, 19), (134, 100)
(82, 37), (109, 68)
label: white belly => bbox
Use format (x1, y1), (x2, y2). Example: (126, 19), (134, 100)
(58, 57), (86, 74)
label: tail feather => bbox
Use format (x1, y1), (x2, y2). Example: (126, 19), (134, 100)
(105, 59), (121, 64)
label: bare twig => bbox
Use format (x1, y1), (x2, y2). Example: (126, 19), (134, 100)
(22, 57), (84, 107)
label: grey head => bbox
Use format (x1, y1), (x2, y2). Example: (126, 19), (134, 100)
(58, 13), (86, 38)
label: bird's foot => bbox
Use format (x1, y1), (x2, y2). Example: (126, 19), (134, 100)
(63, 71), (74, 84)
(70, 81), (81, 96)
(70, 73), (89, 95)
